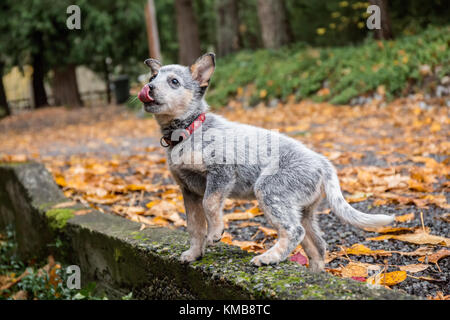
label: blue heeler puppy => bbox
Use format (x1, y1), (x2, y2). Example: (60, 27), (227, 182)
(138, 53), (394, 272)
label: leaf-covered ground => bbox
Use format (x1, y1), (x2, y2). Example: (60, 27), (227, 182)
(0, 95), (448, 299)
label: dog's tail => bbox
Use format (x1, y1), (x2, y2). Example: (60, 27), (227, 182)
(323, 163), (394, 228)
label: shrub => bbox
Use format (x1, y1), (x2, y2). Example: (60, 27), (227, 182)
(207, 25), (450, 107)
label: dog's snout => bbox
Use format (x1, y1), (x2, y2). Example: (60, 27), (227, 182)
(148, 83), (155, 91)
(138, 84), (154, 103)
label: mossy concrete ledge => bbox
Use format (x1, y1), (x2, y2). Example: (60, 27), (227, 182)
(0, 162), (415, 299)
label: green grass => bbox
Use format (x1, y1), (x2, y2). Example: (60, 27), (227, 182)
(207, 25), (450, 107)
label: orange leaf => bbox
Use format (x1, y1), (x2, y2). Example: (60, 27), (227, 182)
(418, 248), (450, 264)
(258, 226), (277, 238)
(367, 229), (450, 246)
(73, 209), (92, 216)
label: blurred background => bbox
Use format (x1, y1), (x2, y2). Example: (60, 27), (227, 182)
(0, 0), (449, 117)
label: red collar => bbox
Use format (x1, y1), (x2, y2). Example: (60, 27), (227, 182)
(160, 113), (206, 148)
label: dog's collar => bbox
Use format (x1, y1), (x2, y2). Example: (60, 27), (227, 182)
(160, 112), (206, 148)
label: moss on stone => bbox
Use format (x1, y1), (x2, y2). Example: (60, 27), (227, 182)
(114, 248), (122, 262)
(45, 208), (75, 230)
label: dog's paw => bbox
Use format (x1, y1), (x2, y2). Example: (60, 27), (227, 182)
(206, 229), (224, 246)
(250, 253), (280, 267)
(180, 249), (202, 263)
(308, 260), (325, 273)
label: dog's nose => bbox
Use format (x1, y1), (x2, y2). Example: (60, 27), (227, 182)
(148, 83), (155, 91)
(138, 85), (154, 103)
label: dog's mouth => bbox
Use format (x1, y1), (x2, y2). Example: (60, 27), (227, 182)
(138, 85), (160, 112)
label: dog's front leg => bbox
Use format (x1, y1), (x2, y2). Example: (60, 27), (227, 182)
(203, 171), (234, 246)
(180, 188), (207, 263)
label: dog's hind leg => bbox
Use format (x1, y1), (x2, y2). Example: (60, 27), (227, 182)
(301, 197), (327, 272)
(251, 189), (305, 266)
(203, 169), (235, 246)
(180, 188), (207, 263)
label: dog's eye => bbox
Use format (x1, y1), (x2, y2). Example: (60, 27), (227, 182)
(171, 79), (179, 86)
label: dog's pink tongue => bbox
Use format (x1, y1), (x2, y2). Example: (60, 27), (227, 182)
(138, 85), (153, 103)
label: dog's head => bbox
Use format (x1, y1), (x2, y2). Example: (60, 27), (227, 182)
(138, 53), (215, 118)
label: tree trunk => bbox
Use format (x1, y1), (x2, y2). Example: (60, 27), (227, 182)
(257, 0), (292, 49)
(215, 0), (240, 57)
(369, 0), (393, 40)
(0, 62), (10, 117)
(175, 0), (202, 65)
(103, 59), (111, 104)
(31, 51), (48, 108)
(51, 65), (83, 107)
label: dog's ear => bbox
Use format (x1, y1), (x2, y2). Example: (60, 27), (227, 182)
(190, 53), (215, 87)
(144, 59), (162, 75)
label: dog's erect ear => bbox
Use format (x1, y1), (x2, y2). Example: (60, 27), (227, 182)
(190, 53), (215, 87)
(144, 59), (162, 75)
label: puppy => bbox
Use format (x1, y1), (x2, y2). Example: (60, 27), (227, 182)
(138, 53), (394, 272)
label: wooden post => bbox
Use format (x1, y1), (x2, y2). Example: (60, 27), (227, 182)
(144, 0), (162, 62)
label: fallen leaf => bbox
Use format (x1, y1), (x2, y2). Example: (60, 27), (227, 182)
(418, 248), (450, 264)
(51, 201), (77, 209)
(341, 262), (369, 278)
(364, 226), (418, 234)
(367, 229), (450, 246)
(223, 207), (263, 222)
(395, 246), (434, 257)
(236, 221), (260, 228)
(345, 192), (372, 203)
(290, 252), (308, 265)
(339, 243), (392, 257)
(367, 271), (407, 286)
(152, 216), (170, 227)
(409, 275), (443, 282)
(220, 232), (233, 245)
(351, 276), (366, 282)
(395, 212), (415, 223)
(398, 264), (429, 273)
(73, 209), (92, 216)
(428, 291), (450, 300)
(231, 239), (265, 253)
(258, 226), (277, 238)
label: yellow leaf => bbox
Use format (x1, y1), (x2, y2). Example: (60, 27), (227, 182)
(395, 212), (415, 223)
(340, 243), (392, 256)
(146, 200), (159, 209)
(430, 122), (441, 132)
(247, 206), (261, 215)
(152, 216), (170, 227)
(368, 271), (407, 286)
